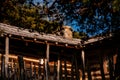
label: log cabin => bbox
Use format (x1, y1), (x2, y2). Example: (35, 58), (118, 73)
(0, 23), (120, 80)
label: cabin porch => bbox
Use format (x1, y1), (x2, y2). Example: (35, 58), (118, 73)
(0, 23), (120, 80)
(0, 34), (119, 80)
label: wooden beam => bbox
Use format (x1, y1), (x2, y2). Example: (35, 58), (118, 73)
(46, 44), (50, 62)
(10, 36), (81, 49)
(5, 36), (9, 78)
(81, 50), (85, 80)
(45, 43), (50, 80)
(45, 59), (48, 80)
(57, 59), (60, 80)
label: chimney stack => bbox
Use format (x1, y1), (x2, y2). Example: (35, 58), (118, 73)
(62, 26), (73, 39)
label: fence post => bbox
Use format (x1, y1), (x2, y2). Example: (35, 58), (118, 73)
(18, 56), (25, 80)
(1, 55), (5, 79)
(100, 56), (105, 80)
(108, 56), (114, 80)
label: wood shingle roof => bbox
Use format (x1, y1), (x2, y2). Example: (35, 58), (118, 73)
(0, 23), (111, 47)
(0, 23), (81, 45)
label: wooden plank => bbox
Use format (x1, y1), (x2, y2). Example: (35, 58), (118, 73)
(9, 36), (80, 49)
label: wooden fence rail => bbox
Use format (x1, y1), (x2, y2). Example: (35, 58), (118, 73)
(0, 55), (48, 80)
(0, 54), (111, 80)
(0, 54), (80, 80)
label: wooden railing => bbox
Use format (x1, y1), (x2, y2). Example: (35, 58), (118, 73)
(0, 54), (43, 80)
(0, 54), (81, 80)
(0, 54), (110, 80)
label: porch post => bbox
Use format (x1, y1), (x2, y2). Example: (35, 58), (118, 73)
(57, 58), (60, 80)
(114, 48), (120, 79)
(5, 36), (9, 78)
(87, 66), (92, 80)
(46, 43), (50, 62)
(81, 50), (85, 80)
(108, 56), (114, 80)
(45, 43), (50, 80)
(100, 56), (105, 80)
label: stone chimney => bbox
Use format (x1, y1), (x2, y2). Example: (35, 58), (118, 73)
(62, 26), (73, 39)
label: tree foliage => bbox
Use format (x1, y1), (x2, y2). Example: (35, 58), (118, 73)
(37, 0), (119, 36)
(52, 0), (120, 35)
(0, 0), (62, 34)
(0, 0), (120, 36)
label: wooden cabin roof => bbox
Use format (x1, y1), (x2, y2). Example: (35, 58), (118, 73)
(0, 23), (112, 48)
(0, 23), (81, 45)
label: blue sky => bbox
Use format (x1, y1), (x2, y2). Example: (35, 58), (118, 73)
(33, 0), (112, 37)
